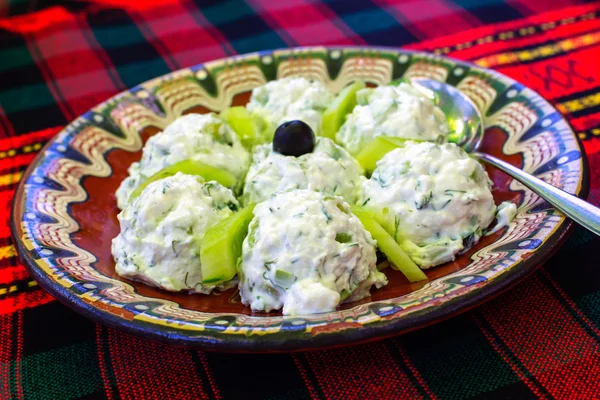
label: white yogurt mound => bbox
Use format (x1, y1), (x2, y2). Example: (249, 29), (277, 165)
(336, 83), (449, 155)
(239, 190), (387, 315)
(246, 77), (334, 137)
(115, 113), (250, 209)
(488, 201), (518, 234)
(361, 141), (496, 268)
(242, 137), (364, 205)
(112, 173), (239, 293)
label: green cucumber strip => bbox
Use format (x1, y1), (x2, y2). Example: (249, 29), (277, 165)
(356, 136), (427, 174)
(390, 78), (439, 104)
(128, 159), (237, 202)
(382, 136), (419, 147)
(335, 233), (353, 243)
(274, 269), (295, 287)
(356, 88), (373, 106)
(340, 289), (352, 302)
(321, 81), (366, 140)
(220, 106), (265, 148)
(390, 77), (411, 86)
(355, 137), (405, 174)
(377, 260), (390, 271)
(199, 204), (256, 285)
(351, 206), (427, 283)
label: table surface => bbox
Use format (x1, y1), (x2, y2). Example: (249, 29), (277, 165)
(1, 0), (600, 399)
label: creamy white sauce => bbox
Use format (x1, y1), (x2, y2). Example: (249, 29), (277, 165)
(487, 201), (517, 234)
(115, 113), (249, 209)
(246, 77), (334, 137)
(242, 138), (364, 205)
(361, 141), (496, 268)
(239, 190), (387, 315)
(112, 173), (239, 293)
(336, 83), (449, 155)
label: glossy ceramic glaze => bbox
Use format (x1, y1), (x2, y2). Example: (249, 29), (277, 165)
(11, 47), (588, 352)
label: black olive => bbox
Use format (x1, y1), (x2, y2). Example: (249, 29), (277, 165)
(273, 120), (315, 157)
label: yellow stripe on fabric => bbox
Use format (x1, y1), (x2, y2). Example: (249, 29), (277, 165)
(0, 142), (44, 160)
(0, 172), (23, 187)
(433, 10), (597, 55)
(0, 245), (16, 260)
(578, 127), (600, 140)
(0, 280), (36, 296)
(558, 91), (600, 114)
(475, 31), (600, 68)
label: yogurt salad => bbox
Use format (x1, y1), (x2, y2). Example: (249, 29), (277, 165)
(112, 77), (516, 316)
(113, 173), (239, 293)
(115, 113), (249, 209)
(243, 137), (364, 205)
(362, 141), (496, 268)
(239, 190), (386, 315)
(336, 82), (449, 156)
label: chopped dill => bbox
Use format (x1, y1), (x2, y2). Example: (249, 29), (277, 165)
(264, 261), (276, 271)
(445, 189), (466, 194)
(415, 191), (433, 210)
(321, 204), (332, 222)
(393, 215), (401, 241)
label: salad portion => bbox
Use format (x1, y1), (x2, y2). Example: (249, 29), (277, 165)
(243, 134), (364, 205)
(246, 77), (334, 138)
(239, 190), (386, 315)
(336, 82), (449, 155)
(362, 141), (496, 268)
(112, 77), (516, 316)
(112, 173), (239, 293)
(116, 113), (249, 209)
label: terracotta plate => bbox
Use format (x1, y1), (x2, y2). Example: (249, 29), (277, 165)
(11, 47), (588, 352)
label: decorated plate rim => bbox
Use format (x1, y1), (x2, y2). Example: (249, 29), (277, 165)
(10, 46), (589, 351)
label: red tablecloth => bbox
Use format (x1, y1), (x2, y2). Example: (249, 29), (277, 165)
(1, 1), (599, 399)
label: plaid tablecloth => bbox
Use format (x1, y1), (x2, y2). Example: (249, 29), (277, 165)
(2, 0), (600, 399)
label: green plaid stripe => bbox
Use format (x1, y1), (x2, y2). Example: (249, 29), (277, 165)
(21, 342), (103, 399)
(197, 0), (288, 52)
(87, 9), (171, 88)
(0, 46), (32, 72)
(399, 316), (522, 398)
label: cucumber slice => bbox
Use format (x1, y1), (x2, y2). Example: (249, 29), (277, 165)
(355, 88), (373, 106)
(355, 136), (415, 174)
(220, 106), (265, 148)
(274, 269), (295, 288)
(390, 77), (411, 86)
(128, 159), (237, 202)
(340, 289), (352, 301)
(199, 204), (256, 285)
(351, 206), (427, 283)
(321, 81), (366, 140)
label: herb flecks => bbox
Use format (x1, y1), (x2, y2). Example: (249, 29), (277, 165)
(393, 215), (401, 242)
(445, 189), (466, 194)
(264, 261), (276, 271)
(415, 191), (433, 210)
(321, 204), (333, 223)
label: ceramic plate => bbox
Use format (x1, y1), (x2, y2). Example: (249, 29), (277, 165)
(11, 47), (588, 352)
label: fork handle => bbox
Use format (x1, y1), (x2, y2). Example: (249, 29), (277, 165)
(472, 152), (600, 236)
